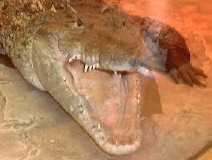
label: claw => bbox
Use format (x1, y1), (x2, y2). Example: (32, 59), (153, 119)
(171, 63), (207, 87)
(186, 65), (206, 87)
(190, 65), (207, 78)
(169, 68), (180, 84)
(197, 82), (206, 88)
(179, 65), (193, 87)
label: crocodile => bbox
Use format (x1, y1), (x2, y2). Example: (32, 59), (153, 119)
(0, 0), (207, 155)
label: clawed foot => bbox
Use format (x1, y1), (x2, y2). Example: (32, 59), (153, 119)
(169, 63), (207, 87)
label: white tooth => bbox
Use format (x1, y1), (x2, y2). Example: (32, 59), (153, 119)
(97, 124), (101, 131)
(96, 63), (100, 68)
(84, 64), (88, 72)
(138, 93), (141, 99)
(50, 5), (57, 12)
(114, 71), (117, 75)
(137, 99), (140, 104)
(93, 65), (96, 69)
(68, 57), (72, 62)
(89, 65), (93, 71)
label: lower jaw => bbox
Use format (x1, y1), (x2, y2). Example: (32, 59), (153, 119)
(64, 59), (143, 155)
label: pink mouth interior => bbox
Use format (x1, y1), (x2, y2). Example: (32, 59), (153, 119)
(65, 60), (142, 144)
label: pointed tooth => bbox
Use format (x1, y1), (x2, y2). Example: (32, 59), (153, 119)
(114, 71), (117, 75)
(137, 99), (140, 105)
(138, 93), (141, 99)
(84, 64), (88, 72)
(89, 65), (93, 71)
(50, 4), (57, 12)
(97, 124), (101, 131)
(93, 65), (96, 69)
(68, 57), (73, 62)
(96, 63), (100, 68)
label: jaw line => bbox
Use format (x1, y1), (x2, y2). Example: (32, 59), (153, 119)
(63, 56), (143, 155)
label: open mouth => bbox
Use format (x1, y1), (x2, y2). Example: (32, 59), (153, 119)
(62, 54), (143, 155)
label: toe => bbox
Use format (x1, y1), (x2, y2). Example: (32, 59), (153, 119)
(178, 66), (194, 87)
(169, 68), (180, 84)
(191, 65), (207, 78)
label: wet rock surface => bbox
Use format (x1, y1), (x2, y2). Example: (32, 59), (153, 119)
(0, 0), (212, 159)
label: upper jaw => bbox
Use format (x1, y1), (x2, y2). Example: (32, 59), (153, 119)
(36, 9), (149, 73)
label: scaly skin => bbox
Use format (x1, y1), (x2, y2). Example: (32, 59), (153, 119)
(0, 0), (207, 155)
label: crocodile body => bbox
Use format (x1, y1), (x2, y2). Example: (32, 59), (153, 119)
(0, 0), (206, 155)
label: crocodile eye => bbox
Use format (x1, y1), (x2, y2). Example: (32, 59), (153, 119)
(77, 18), (83, 27)
(67, 19), (85, 29)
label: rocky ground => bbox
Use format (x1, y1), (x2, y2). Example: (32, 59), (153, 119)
(0, 0), (212, 160)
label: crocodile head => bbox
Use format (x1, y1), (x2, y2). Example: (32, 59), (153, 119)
(3, 0), (165, 156)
